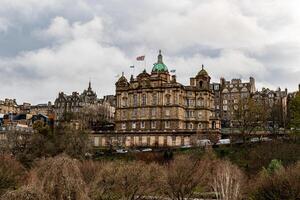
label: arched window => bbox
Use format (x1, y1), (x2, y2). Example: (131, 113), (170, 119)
(122, 97), (127, 107)
(199, 81), (203, 88)
(198, 123), (202, 129)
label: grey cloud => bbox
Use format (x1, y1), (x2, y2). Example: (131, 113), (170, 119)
(0, 0), (300, 104)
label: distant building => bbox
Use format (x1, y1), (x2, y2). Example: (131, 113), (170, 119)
(287, 84), (300, 126)
(54, 81), (115, 124)
(252, 87), (288, 128)
(20, 102), (54, 116)
(211, 77), (256, 127)
(54, 81), (98, 120)
(0, 99), (19, 114)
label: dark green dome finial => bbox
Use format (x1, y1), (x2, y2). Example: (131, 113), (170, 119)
(152, 50), (168, 73)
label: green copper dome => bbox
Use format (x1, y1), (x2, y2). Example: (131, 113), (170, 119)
(152, 50), (168, 72)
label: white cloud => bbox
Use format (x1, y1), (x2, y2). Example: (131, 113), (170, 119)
(36, 16), (105, 43)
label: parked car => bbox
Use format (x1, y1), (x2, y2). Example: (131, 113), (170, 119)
(261, 137), (272, 142)
(250, 137), (260, 143)
(141, 148), (152, 152)
(216, 139), (231, 145)
(116, 149), (128, 154)
(180, 144), (192, 149)
(198, 139), (212, 147)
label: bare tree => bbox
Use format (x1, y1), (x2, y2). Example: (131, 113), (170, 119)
(234, 98), (268, 142)
(30, 154), (90, 200)
(160, 155), (208, 200)
(211, 160), (244, 200)
(90, 161), (162, 200)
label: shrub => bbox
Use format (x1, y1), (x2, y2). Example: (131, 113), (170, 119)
(0, 186), (49, 200)
(30, 154), (89, 200)
(90, 161), (162, 200)
(0, 154), (25, 195)
(160, 155), (209, 200)
(251, 162), (300, 199)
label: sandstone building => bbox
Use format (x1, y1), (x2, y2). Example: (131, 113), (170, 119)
(93, 51), (220, 147)
(0, 99), (19, 114)
(54, 81), (115, 124)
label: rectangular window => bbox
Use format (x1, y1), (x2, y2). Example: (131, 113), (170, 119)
(132, 109), (138, 118)
(133, 94), (138, 107)
(141, 121), (145, 129)
(223, 100), (227, 104)
(165, 121), (170, 129)
(132, 122), (136, 129)
(151, 108), (156, 116)
(223, 105), (228, 111)
(152, 94), (157, 105)
(151, 121), (156, 129)
(122, 111), (126, 119)
(142, 94), (147, 106)
(165, 109), (170, 116)
(121, 123), (126, 130)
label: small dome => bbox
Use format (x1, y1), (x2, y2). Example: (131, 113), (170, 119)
(152, 50), (168, 73)
(117, 72), (128, 83)
(197, 65), (208, 76)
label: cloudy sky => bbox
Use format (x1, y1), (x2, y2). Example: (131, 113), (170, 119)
(0, 0), (299, 104)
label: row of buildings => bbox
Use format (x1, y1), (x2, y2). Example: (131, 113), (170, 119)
(0, 82), (115, 131)
(93, 51), (297, 148)
(1, 50), (299, 148)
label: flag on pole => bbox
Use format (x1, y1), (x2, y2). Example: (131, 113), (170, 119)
(136, 55), (145, 61)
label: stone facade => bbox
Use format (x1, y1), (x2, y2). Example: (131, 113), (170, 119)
(109, 51), (220, 147)
(252, 87), (288, 128)
(0, 99), (19, 114)
(54, 81), (115, 123)
(212, 77), (256, 127)
(54, 81), (98, 120)
(20, 102), (54, 116)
